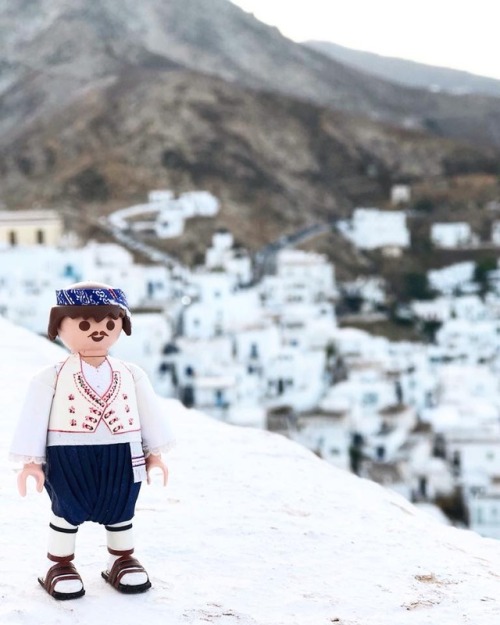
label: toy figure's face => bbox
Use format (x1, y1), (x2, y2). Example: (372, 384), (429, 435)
(58, 315), (123, 356)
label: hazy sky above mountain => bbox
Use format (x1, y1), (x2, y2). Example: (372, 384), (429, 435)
(230, 0), (500, 80)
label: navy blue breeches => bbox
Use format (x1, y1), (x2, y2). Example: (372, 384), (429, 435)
(44, 443), (141, 527)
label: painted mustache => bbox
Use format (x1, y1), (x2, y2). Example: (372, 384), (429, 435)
(89, 331), (108, 342)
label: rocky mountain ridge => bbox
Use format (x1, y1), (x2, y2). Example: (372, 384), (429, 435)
(305, 40), (500, 98)
(3, 0), (500, 149)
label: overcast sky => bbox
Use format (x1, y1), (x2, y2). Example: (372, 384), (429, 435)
(230, 0), (500, 80)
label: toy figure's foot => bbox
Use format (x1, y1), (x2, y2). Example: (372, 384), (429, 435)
(101, 554), (151, 594)
(38, 555), (85, 600)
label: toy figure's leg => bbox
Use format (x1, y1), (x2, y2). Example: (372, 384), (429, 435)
(38, 513), (85, 600)
(101, 520), (151, 594)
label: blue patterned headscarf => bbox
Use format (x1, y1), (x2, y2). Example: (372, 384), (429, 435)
(56, 287), (130, 317)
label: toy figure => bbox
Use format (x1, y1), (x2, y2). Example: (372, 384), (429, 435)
(10, 282), (175, 600)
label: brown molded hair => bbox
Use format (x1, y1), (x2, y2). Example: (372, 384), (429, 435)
(47, 304), (132, 341)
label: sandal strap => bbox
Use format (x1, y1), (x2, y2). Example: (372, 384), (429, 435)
(108, 547), (134, 557)
(47, 553), (75, 563)
(107, 555), (148, 588)
(44, 561), (82, 596)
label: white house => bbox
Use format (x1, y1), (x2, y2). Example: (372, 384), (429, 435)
(411, 298), (452, 324)
(427, 262), (476, 296)
(319, 372), (398, 435)
(290, 411), (351, 470)
(279, 302), (337, 350)
(205, 230), (252, 286)
(183, 273), (263, 339)
(260, 249), (337, 311)
(177, 191), (220, 218)
(233, 323), (281, 371)
(155, 206), (185, 238)
(406, 437), (455, 502)
(332, 327), (392, 371)
(110, 190), (220, 239)
(431, 222), (476, 249)
(390, 184), (411, 205)
(435, 320), (497, 365)
(265, 347), (327, 412)
(341, 276), (387, 312)
(337, 208), (410, 251)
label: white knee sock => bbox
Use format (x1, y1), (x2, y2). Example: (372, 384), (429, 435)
(105, 521), (148, 586)
(46, 514), (83, 594)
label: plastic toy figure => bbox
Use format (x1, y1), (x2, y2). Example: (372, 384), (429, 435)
(10, 282), (175, 600)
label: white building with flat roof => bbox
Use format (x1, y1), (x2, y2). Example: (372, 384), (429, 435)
(431, 222), (476, 249)
(338, 208), (410, 251)
(261, 248), (337, 309)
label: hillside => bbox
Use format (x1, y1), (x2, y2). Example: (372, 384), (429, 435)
(305, 40), (500, 98)
(3, 0), (500, 152)
(3, 66), (499, 259)
(3, 318), (500, 623)
(2, 0), (500, 269)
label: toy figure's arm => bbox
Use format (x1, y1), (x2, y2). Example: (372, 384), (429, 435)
(145, 453), (169, 486)
(10, 366), (56, 495)
(17, 462), (45, 497)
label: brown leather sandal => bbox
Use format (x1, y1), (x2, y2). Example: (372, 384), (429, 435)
(101, 549), (151, 594)
(38, 554), (85, 600)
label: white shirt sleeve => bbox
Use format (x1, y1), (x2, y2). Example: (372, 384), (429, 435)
(9, 365), (57, 464)
(129, 363), (176, 455)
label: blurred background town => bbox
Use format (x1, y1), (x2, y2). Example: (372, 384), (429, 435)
(2, 0), (500, 540)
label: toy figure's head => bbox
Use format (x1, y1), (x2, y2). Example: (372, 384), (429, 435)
(48, 282), (132, 355)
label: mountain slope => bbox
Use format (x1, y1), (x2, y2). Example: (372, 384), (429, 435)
(2, 0), (500, 150)
(3, 316), (500, 624)
(305, 40), (500, 98)
(2, 67), (497, 255)
(2, 0), (500, 267)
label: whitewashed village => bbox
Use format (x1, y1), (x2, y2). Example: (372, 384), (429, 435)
(3, 187), (500, 542)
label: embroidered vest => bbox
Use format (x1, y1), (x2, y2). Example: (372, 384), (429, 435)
(48, 354), (141, 435)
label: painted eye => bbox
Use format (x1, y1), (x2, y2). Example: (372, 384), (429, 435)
(79, 320), (91, 331)
(106, 320), (116, 331)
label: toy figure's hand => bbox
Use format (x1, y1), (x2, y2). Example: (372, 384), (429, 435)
(17, 462), (45, 497)
(145, 454), (169, 487)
